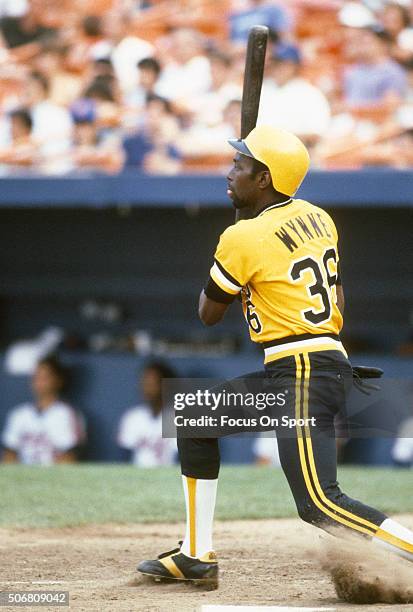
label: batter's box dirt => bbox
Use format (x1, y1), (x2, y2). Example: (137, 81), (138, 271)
(0, 517), (412, 611)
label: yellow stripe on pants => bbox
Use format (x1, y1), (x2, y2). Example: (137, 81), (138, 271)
(293, 354), (375, 536)
(300, 353), (378, 532)
(296, 352), (413, 555)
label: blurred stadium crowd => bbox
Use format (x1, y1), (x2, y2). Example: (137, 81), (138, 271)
(0, 0), (412, 176)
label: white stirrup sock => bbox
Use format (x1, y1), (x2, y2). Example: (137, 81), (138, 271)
(180, 476), (218, 558)
(373, 517), (413, 561)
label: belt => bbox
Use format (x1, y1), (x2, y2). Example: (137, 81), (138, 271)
(260, 333), (347, 364)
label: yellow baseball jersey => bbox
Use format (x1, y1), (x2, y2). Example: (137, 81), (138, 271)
(205, 199), (346, 364)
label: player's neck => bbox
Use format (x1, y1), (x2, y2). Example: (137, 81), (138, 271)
(251, 194), (292, 217)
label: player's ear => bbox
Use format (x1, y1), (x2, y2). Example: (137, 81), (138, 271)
(258, 170), (272, 189)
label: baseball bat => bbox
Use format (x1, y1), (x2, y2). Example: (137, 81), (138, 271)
(236, 25), (269, 221)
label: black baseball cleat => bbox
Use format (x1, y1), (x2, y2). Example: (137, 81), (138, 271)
(137, 542), (218, 588)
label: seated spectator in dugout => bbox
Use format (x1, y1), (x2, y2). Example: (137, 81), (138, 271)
(253, 433), (281, 467)
(1, 356), (85, 464)
(117, 360), (177, 467)
(392, 416), (413, 467)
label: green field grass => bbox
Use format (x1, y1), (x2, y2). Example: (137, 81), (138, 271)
(0, 465), (411, 528)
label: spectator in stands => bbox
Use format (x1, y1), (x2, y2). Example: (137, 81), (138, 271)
(356, 125), (413, 168)
(33, 43), (83, 107)
(338, 1), (375, 29)
(177, 98), (241, 160)
(187, 50), (242, 126)
(258, 45), (331, 145)
(317, 25), (409, 167)
(0, 0), (56, 50)
(343, 26), (407, 113)
(90, 57), (116, 82)
(392, 416), (413, 467)
(84, 74), (118, 103)
(1, 356), (85, 465)
(68, 98), (122, 174)
(0, 0), (56, 70)
(380, 2), (413, 64)
(400, 55), (413, 114)
(23, 70), (72, 174)
(66, 15), (108, 74)
(102, 10), (154, 96)
(81, 78), (122, 131)
(117, 360), (177, 467)
(156, 28), (211, 102)
(0, 108), (36, 175)
(122, 94), (181, 174)
(229, 0), (291, 45)
(0, 0), (27, 19)
(124, 56), (162, 111)
(222, 97), (242, 136)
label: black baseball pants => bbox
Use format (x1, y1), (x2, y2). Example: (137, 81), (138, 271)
(178, 350), (387, 537)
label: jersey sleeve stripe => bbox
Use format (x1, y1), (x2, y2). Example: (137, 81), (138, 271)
(214, 259), (242, 289)
(210, 261), (242, 295)
(204, 276), (236, 304)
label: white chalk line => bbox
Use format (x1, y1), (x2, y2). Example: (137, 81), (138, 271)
(201, 607), (337, 612)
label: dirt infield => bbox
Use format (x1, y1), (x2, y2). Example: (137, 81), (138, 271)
(0, 516), (412, 611)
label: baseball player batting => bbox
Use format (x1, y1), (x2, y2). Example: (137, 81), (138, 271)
(137, 125), (413, 588)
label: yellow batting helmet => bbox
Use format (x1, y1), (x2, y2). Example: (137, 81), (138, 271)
(229, 125), (310, 197)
